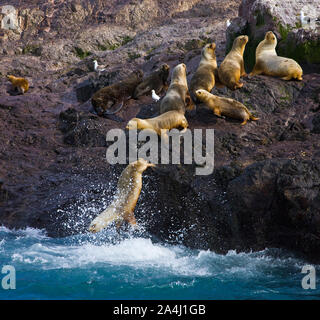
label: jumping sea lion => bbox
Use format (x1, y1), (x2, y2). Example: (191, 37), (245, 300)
(7, 75), (29, 94)
(126, 110), (188, 141)
(133, 64), (170, 99)
(250, 31), (303, 81)
(159, 63), (191, 114)
(91, 69), (143, 116)
(218, 35), (249, 90)
(195, 89), (259, 125)
(88, 158), (155, 233)
(189, 42), (217, 102)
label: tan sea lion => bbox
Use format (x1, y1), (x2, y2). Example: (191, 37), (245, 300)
(159, 63), (191, 114)
(133, 64), (170, 99)
(7, 75), (29, 94)
(218, 35), (249, 90)
(91, 69), (143, 116)
(126, 110), (188, 141)
(190, 42), (217, 101)
(195, 89), (259, 125)
(88, 158), (155, 233)
(250, 31), (303, 81)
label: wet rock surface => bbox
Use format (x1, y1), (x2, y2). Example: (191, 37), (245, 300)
(0, 0), (320, 262)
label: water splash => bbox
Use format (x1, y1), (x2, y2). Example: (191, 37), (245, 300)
(0, 226), (319, 300)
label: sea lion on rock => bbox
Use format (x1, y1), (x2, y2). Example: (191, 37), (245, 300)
(195, 89), (259, 125)
(160, 63), (191, 114)
(91, 69), (143, 116)
(218, 35), (249, 90)
(7, 75), (29, 94)
(88, 158), (155, 233)
(133, 64), (170, 99)
(126, 110), (188, 141)
(190, 42), (217, 102)
(250, 31), (303, 81)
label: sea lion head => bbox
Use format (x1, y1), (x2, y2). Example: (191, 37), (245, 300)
(202, 42), (216, 60)
(195, 89), (209, 101)
(160, 63), (170, 81)
(265, 31), (277, 45)
(6, 75), (14, 81)
(233, 35), (249, 50)
(161, 64), (170, 72)
(132, 158), (156, 172)
(126, 118), (138, 130)
(171, 63), (187, 85)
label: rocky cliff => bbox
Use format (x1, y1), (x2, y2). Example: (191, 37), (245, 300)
(0, 0), (319, 262)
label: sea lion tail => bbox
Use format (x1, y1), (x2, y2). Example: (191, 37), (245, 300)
(242, 104), (259, 122)
(124, 212), (137, 226)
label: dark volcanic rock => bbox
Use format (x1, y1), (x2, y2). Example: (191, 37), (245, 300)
(59, 108), (106, 147)
(312, 114), (320, 134)
(227, 159), (320, 260)
(138, 159), (320, 262)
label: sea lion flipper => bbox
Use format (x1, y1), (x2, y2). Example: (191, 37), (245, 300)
(125, 211), (137, 226)
(88, 207), (120, 233)
(281, 75), (292, 81)
(234, 82), (243, 90)
(135, 86), (151, 98)
(104, 101), (124, 115)
(143, 86), (151, 95)
(250, 65), (262, 76)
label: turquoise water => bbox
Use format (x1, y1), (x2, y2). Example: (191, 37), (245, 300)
(0, 226), (319, 300)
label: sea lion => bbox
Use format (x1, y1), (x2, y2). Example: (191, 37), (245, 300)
(133, 64), (170, 99)
(126, 110), (188, 141)
(250, 31), (303, 81)
(189, 42), (217, 102)
(88, 158), (155, 233)
(7, 75), (29, 94)
(159, 63), (191, 114)
(91, 69), (143, 116)
(218, 35), (249, 90)
(195, 89), (259, 125)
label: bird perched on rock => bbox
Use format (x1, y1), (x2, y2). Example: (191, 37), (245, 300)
(93, 60), (107, 74)
(300, 11), (311, 27)
(226, 19), (231, 28)
(151, 89), (160, 102)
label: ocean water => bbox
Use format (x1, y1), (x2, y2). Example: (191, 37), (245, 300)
(0, 226), (319, 300)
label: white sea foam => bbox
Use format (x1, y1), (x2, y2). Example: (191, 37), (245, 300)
(0, 225), (48, 239)
(9, 237), (211, 276)
(1, 226), (311, 283)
